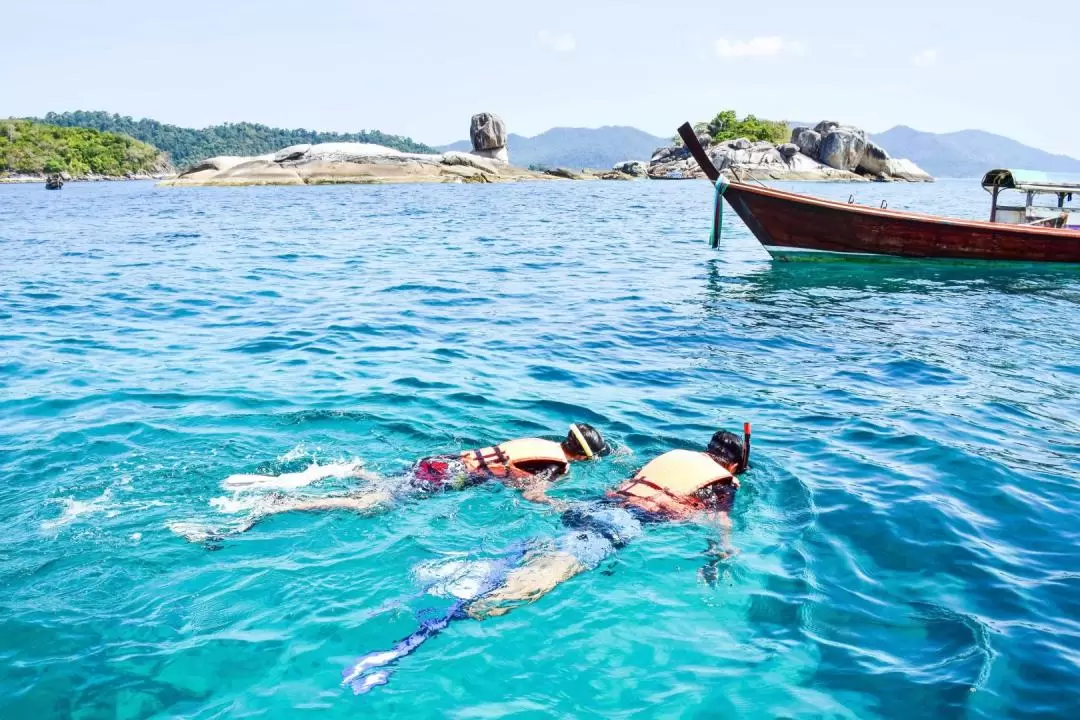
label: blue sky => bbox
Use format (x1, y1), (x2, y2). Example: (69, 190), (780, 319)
(5, 0), (1078, 157)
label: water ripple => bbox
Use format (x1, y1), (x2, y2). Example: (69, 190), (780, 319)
(0, 179), (1078, 718)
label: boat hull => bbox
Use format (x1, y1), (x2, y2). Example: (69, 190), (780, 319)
(723, 182), (1080, 264)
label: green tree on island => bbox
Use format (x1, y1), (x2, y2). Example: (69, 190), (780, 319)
(674, 110), (789, 146)
(37, 111), (437, 168)
(0, 119), (162, 176)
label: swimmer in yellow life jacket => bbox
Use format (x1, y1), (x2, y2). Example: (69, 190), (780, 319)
(467, 426), (750, 618)
(206, 423), (610, 539)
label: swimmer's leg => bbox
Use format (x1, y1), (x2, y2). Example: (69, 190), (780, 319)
(223, 460), (377, 491)
(170, 489), (397, 547)
(261, 492), (396, 515)
(466, 551), (588, 619)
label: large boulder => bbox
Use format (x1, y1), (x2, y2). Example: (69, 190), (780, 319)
(814, 120), (840, 136)
(778, 143), (800, 160)
(441, 151), (500, 174)
(273, 144), (311, 162)
(857, 140), (891, 176)
(885, 158), (934, 182)
(179, 155), (254, 176)
(819, 128), (868, 171)
(790, 127), (821, 159)
(470, 112), (507, 152)
(709, 143), (785, 171)
(469, 112), (509, 164)
(613, 160), (649, 177)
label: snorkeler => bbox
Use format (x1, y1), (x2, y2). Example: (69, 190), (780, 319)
(466, 427), (749, 618)
(342, 426), (752, 693)
(183, 423), (610, 541)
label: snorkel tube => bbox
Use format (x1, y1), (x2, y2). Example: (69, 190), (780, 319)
(739, 422), (751, 474)
(569, 423), (595, 459)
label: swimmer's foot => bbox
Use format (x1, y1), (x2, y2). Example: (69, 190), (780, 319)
(222, 460), (371, 491)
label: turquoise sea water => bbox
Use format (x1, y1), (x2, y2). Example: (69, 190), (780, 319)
(2, 178), (1079, 719)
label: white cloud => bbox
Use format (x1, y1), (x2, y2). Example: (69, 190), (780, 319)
(715, 36), (804, 60)
(536, 30), (576, 53)
(912, 49), (938, 67)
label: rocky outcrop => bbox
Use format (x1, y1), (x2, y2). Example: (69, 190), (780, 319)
(161, 142), (539, 186)
(159, 113), (640, 186)
(649, 137), (866, 182)
(612, 160), (649, 177)
(470, 112), (509, 164)
(161, 112), (551, 186)
(648, 120), (933, 182)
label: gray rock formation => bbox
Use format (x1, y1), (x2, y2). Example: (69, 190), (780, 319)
(273, 144), (311, 162)
(819, 128), (868, 171)
(163, 141), (534, 186)
(163, 113), (573, 186)
(470, 112), (509, 164)
(647, 119), (933, 182)
(791, 127), (821, 158)
(885, 158), (934, 182)
(814, 120), (840, 136)
(613, 160), (649, 177)
(857, 140), (890, 176)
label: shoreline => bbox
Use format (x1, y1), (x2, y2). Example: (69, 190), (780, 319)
(0, 173), (173, 184)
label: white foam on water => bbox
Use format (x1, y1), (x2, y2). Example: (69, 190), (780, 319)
(278, 444), (311, 463)
(40, 489), (114, 532)
(221, 460), (367, 492)
(167, 520), (217, 543)
(208, 495), (266, 514)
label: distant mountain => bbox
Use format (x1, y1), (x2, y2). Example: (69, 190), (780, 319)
(439, 126), (667, 170)
(871, 126), (1080, 178)
(35, 111), (435, 167)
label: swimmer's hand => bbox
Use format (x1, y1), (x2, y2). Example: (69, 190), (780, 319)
(704, 538), (740, 561)
(700, 541), (738, 587)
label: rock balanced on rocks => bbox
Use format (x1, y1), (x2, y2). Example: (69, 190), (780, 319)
(469, 112), (509, 165)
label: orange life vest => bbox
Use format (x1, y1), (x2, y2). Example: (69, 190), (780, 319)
(460, 438), (570, 480)
(611, 449), (737, 518)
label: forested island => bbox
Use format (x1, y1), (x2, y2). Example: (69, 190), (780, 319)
(0, 119), (166, 178)
(37, 111), (435, 167)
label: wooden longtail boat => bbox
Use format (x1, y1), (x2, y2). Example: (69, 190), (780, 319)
(677, 123), (1080, 263)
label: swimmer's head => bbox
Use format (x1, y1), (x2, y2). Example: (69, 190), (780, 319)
(706, 430), (744, 473)
(563, 423), (610, 460)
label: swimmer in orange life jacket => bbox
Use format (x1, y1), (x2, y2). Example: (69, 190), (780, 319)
(222, 423), (610, 534)
(467, 427), (749, 619)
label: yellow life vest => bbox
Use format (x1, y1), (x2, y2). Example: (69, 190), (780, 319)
(612, 449), (736, 517)
(460, 438), (570, 480)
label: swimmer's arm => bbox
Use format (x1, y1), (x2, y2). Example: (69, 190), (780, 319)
(516, 468), (571, 511)
(519, 480), (570, 511)
(704, 510), (737, 558)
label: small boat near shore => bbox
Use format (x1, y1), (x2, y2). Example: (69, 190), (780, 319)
(677, 123), (1080, 264)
